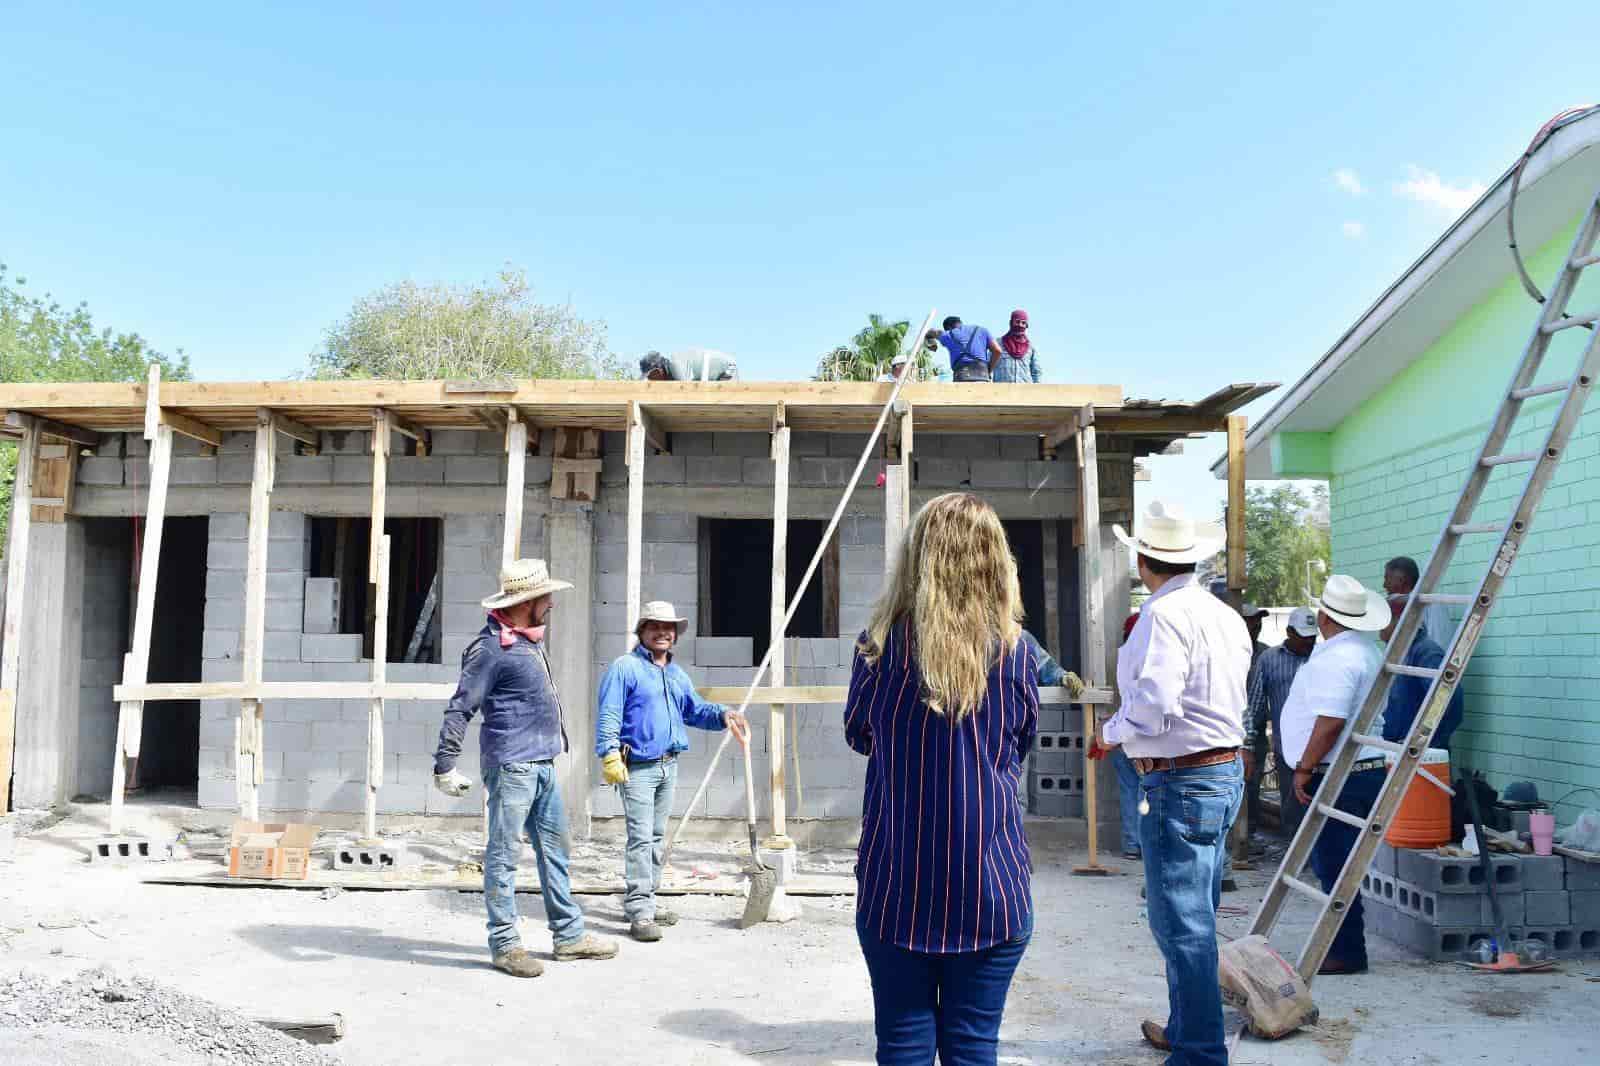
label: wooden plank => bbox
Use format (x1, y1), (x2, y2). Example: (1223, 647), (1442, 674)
(0, 416), (38, 815)
(369, 411), (389, 582)
(769, 421), (791, 840)
(1075, 404), (1108, 871)
(30, 438), (75, 523)
(551, 457), (604, 475)
(503, 416), (527, 566)
(635, 402), (669, 454)
(238, 413), (276, 820)
(159, 408), (223, 448)
(624, 403), (645, 654)
(141, 870), (858, 897)
(250, 1014), (345, 1045)
(1227, 414), (1247, 592)
(365, 536), (390, 840)
(267, 409), (320, 454)
(143, 364), (160, 441)
(384, 409), (428, 446)
(5, 411), (99, 447)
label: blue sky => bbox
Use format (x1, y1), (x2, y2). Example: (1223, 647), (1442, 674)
(3, 2), (1595, 519)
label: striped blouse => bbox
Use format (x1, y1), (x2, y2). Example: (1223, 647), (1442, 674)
(844, 620), (1039, 954)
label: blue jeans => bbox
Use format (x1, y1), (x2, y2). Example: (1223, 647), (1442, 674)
(1139, 759), (1243, 1066)
(619, 757), (677, 922)
(857, 912), (1031, 1066)
(483, 760), (585, 955)
(1110, 747), (1142, 855)
(1308, 767), (1384, 968)
(952, 364), (992, 382)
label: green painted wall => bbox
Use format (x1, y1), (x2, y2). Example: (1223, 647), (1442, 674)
(1272, 431), (1332, 477)
(1324, 215), (1600, 820)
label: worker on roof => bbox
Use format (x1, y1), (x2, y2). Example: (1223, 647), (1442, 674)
(638, 348), (739, 382)
(432, 559), (619, 978)
(1099, 500), (1249, 1064)
(595, 601), (750, 944)
(876, 350), (911, 383)
(991, 309), (1044, 384)
(937, 315), (1005, 382)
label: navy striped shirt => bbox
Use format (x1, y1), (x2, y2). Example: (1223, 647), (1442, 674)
(844, 621), (1038, 954)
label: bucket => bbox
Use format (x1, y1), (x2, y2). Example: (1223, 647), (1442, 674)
(1530, 811), (1556, 856)
(1385, 748), (1452, 848)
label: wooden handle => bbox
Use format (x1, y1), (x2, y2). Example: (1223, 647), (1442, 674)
(742, 736), (758, 827)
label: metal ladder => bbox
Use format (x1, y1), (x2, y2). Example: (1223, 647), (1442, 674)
(1251, 187), (1600, 980)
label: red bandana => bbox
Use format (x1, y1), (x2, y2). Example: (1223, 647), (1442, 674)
(489, 609), (546, 648)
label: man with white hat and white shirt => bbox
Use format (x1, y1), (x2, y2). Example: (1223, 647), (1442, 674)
(432, 558), (619, 978)
(596, 601), (750, 943)
(1100, 501), (1251, 1066)
(1242, 605), (1320, 835)
(1278, 574), (1392, 976)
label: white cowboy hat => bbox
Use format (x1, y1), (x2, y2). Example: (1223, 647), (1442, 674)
(634, 600), (688, 637)
(890, 351), (909, 367)
(1316, 574), (1391, 632)
(1112, 500), (1225, 565)
(481, 558), (573, 610)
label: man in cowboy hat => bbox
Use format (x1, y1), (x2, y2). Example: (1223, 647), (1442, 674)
(1278, 574), (1393, 976)
(1100, 500), (1251, 1065)
(433, 558), (619, 978)
(595, 601), (751, 942)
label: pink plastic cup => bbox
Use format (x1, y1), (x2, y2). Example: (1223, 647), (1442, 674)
(1530, 811), (1555, 856)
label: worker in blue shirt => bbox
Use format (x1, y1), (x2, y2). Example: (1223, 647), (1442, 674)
(938, 315), (1005, 382)
(596, 600), (750, 943)
(1378, 594), (1465, 748)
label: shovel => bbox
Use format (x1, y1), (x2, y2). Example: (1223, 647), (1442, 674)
(1464, 774), (1555, 973)
(738, 733), (777, 928)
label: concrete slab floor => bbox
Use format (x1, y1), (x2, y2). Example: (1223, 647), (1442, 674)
(2, 802), (1597, 1065)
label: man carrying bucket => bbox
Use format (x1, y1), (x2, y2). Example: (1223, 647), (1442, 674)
(1278, 575), (1391, 976)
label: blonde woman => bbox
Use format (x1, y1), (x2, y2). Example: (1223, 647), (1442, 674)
(844, 493), (1039, 1066)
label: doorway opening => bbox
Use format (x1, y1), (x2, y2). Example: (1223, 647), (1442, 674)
(1002, 519), (1047, 642)
(135, 515), (209, 793)
(307, 516), (443, 663)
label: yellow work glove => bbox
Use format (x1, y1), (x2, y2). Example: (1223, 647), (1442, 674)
(1063, 671), (1087, 700)
(601, 750), (629, 786)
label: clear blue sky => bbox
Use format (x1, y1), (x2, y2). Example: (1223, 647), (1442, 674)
(3, 2), (1595, 520)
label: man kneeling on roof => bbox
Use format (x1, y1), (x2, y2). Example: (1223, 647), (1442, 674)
(596, 601), (751, 943)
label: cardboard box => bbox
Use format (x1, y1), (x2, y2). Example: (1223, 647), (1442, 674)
(227, 821), (321, 879)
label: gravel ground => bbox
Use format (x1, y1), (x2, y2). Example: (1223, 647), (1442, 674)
(0, 967), (340, 1065)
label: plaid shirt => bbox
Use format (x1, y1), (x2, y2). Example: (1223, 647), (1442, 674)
(1244, 643), (1312, 750)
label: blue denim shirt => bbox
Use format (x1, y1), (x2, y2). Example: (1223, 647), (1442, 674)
(1019, 630), (1065, 687)
(595, 644), (728, 760)
(1382, 633), (1465, 748)
(991, 348), (1042, 383)
(434, 619), (568, 774)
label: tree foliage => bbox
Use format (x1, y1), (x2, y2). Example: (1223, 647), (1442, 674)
(1, 264), (191, 544)
(306, 268), (624, 381)
(1234, 483), (1332, 607)
(814, 313), (944, 382)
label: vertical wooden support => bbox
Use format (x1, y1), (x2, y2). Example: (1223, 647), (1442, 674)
(237, 410), (275, 820)
(503, 410), (526, 567)
(1226, 415), (1247, 594)
(625, 403), (645, 654)
(1073, 405), (1109, 875)
(365, 536), (390, 840)
(768, 415), (791, 843)
(370, 409), (390, 583)
(0, 416), (39, 816)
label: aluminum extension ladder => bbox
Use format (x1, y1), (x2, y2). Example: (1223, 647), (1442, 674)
(1251, 187), (1600, 980)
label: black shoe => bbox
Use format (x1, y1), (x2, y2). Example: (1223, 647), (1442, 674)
(1317, 957), (1368, 975)
(1221, 877), (1239, 893)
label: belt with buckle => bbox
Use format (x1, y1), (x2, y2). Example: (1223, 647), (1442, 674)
(626, 752), (677, 768)
(1313, 757), (1387, 777)
(1132, 747), (1240, 776)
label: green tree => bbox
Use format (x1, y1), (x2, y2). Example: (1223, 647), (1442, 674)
(1, 264), (191, 543)
(307, 268), (624, 381)
(814, 313), (944, 382)
(1230, 483), (1332, 607)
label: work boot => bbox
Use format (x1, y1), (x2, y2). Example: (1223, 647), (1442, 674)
(1140, 1020), (1171, 1051)
(1221, 877), (1240, 893)
(491, 948), (544, 978)
(655, 907), (679, 927)
(630, 920), (663, 943)
(553, 932), (619, 960)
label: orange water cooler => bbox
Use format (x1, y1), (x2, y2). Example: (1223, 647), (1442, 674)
(1385, 748), (1452, 848)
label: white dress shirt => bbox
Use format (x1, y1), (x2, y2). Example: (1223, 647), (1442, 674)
(1278, 629), (1383, 768)
(1105, 573), (1251, 758)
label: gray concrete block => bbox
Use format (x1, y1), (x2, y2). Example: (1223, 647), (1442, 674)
(264, 630), (303, 662)
(968, 460), (1027, 489)
(277, 455), (333, 483)
(94, 433), (126, 458)
(647, 542), (697, 575)
(646, 454), (686, 484)
(916, 458), (969, 487)
(303, 578), (339, 634)
(310, 661), (370, 682)
(268, 571), (304, 600)
(789, 431), (829, 456)
(389, 456), (444, 484)
(1396, 848), (1521, 893)
(207, 541), (247, 570)
(715, 432), (770, 456)
(218, 430), (252, 453)
(385, 722), (432, 755)
(687, 455), (744, 484)
(331, 455), (373, 483)
(1567, 858), (1600, 892)
(301, 632), (363, 662)
(697, 637), (753, 667)
(446, 513), (499, 546)
(595, 571), (625, 604)
(646, 573), (697, 605)
(170, 457), (218, 484)
(445, 570), (497, 606)
(266, 597), (304, 632)
(445, 541), (497, 576)
(78, 457), (124, 485)
(1370, 842), (1398, 878)
(940, 435), (1000, 459)
(827, 434), (872, 458)
(281, 699), (334, 723)
(840, 546), (882, 575)
(1572, 890), (1600, 927)
(1395, 878), (1522, 926)
(798, 457), (867, 487)
(446, 455), (504, 484)
(1000, 435), (1041, 460)
(216, 453), (252, 484)
(741, 457), (775, 485)
(198, 777), (237, 809)
(790, 638), (840, 668)
(842, 517), (884, 547)
(1517, 854), (1566, 892)
(671, 432), (716, 455)
(1023, 460), (1062, 492)
(1524, 890), (1571, 926)
(202, 629), (240, 660)
(261, 721), (312, 754)
(209, 512), (248, 540)
(430, 429), (480, 455)
(643, 514), (697, 543)
(312, 720), (368, 751)
(444, 602), (489, 636)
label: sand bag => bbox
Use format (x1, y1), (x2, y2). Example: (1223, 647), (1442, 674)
(1218, 935), (1318, 1039)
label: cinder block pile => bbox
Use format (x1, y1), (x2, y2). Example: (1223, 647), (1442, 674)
(1029, 709), (1085, 816)
(1362, 842), (1600, 959)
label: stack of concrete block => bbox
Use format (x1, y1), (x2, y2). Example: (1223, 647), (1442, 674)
(1362, 843), (1600, 959)
(1029, 730), (1086, 817)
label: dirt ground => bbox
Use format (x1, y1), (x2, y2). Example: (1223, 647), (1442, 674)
(2, 798), (1596, 1065)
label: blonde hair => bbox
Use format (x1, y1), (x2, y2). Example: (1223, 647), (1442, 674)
(859, 493), (1023, 720)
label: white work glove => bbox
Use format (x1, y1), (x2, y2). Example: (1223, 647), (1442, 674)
(434, 769), (472, 797)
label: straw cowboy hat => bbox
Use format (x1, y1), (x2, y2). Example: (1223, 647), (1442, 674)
(480, 558), (573, 610)
(1316, 574), (1391, 633)
(634, 600), (689, 638)
(1112, 500), (1225, 565)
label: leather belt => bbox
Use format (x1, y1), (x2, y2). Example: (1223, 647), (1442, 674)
(1132, 747), (1240, 775)
(626, 752), (677, 768)
(1313, 757), (1386, 777)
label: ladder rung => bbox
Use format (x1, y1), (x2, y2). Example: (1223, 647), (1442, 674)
(1386, 663), (1440, 679)
(1279, 874), (1333, 906)
(1449, 521), (1504, 535)
(1351, 732), (1405, 755)
(1418, 593), (1473, 605)
(1317, 803), (1370, 830)
(1481, 451), (1540, 467)
(1512, 381), (1569, 400)
(1571, 253), (1600, 270)
(1541, 311), (1600, 333)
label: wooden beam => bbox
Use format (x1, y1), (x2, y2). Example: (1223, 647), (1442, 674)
(5, 411), (99, 448)
(624, 404), (646, 654)
(0, 416), (39, 815)
(266, 408), (320, 455)
(108, 423), (174, 831)
(369, 411), (389, 582)
(384, 409), (430, 455)
(503, 414), (527, 566)
(237, 412), (276, 820)
(473, 406), (508, 433)
(159, 409), (223, 449)
(143, 364), (160, 441)
(769, 420), (791, 841)
(634, 402), (669, 454)
(1226, 414), (1247, 592)
(1075, 404), (1108, 874)
(365, 536), (390, 840)
(1095, 416), (1231, 434)
(550, 457), (604, 476)
(1047, 410), (1082, 450)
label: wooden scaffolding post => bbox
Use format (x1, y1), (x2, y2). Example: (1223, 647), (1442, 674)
(365, 535), (391, 840)
(503, 409), (526, 567)
(0, 415), (39, 816)
(624, 402), (645, 654)
(237, 409), (276, 820)
(1226, 415), (1247, 594)
(767, 406), (791, 845)
(1073, 404), (1110, 876)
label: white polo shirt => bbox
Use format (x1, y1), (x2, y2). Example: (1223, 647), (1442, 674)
(1278, 629), (1383, 769)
